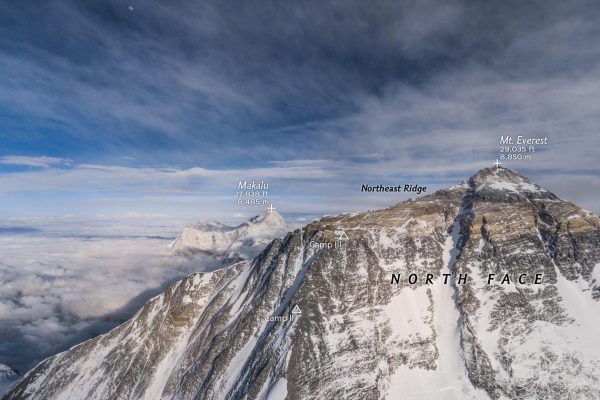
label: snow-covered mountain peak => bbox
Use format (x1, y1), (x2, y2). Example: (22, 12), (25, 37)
(248, 209), (286, 227)
(471, 165), (529, 183)
(464, 166), (551, 197)
(169, 209), (290, 258)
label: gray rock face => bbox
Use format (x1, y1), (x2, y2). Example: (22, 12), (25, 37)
(4, 167), (600, 400)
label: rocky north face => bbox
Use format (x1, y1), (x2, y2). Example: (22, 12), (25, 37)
(4, 167), (600, 400)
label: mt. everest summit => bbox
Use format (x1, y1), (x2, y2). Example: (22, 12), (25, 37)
(4, 167), (600, 400)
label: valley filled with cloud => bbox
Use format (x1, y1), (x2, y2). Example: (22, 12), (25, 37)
(0, 217), (218, 379)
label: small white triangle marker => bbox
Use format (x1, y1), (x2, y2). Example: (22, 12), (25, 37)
(291, 305), (302, 314)
(336, 229), (349, 240)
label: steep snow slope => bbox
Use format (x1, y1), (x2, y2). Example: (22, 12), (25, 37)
(5, 167), (600, 400)
(170, 210), (289, 259)
(387, 223), (489, 399)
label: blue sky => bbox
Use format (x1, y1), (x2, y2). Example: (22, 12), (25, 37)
(1, 0), (600, 220)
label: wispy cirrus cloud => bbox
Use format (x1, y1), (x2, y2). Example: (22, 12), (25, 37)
(0, 155), (72, 168)
(2, 0), (598, 169)
(0, 159), (336, 193)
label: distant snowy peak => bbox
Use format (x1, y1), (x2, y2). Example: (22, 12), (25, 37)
(0, 363), (20, 397)
(247, 208), (287, 227)
(169, 210), (289, 258)
(0, 365), (17, 380)
(0, 363), (18, 394)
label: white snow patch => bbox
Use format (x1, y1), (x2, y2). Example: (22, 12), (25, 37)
(554, 267), (600, 352)
(267, 378), (288, 400)
(217, 335), (258, 396)
(384, 285), (431, 339)
(486, 181), (544, 194)
(256, 377), (272, 400)
(591, 262), (600, 282)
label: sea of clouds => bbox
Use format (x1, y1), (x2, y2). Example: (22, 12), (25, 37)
(0, 216), (226, 394)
